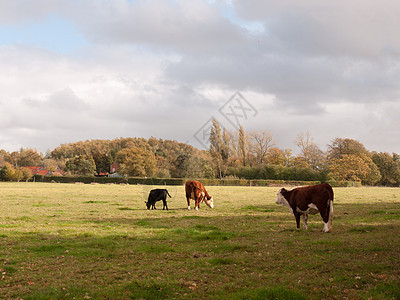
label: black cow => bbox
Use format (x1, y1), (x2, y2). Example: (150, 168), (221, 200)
(146, 189), (171, 210)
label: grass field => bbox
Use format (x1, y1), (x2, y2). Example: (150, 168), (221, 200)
(0, 182), (399, 299)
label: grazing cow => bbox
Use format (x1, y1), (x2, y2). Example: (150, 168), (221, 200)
(275, 183), (334, 232)
(146, 189), (171, 210)
(185, 180), (214, 210)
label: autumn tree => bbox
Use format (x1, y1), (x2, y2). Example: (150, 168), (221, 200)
(0, 151), (7, 167)
(327, 138), (380, 185)
(265, 148), (293, 166)
(116, 147), (157, 177)
(14, 148), (43, 167)
(42, 158), (59, 172)
(250, 130), (275, 165)
(0, 163), (32, 182)
(295, 131), (326, 170)
(0, 163), (14, 181)
(329, 154), (369, 181)
(327, 138), (367, 160)
(21, 168), (33, 182)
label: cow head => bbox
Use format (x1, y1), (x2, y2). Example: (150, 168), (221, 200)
(276, 188), (290, 208)
(204, 196), (214, 208)
(145, 201), (151, 209)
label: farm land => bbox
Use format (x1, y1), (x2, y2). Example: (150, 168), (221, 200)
(0, 183), (399, 299)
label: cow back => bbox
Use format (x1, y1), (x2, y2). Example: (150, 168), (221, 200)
(288, 183), (333, 209)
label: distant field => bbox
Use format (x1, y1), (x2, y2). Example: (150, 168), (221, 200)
(0, 182), (399, 299)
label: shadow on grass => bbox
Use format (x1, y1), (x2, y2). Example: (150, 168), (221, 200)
(1, 206), (399, 300)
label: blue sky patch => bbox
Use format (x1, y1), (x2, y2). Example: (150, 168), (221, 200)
(0, 14), (87, 53)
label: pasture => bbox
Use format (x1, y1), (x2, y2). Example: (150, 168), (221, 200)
(0, 182), (399, 299)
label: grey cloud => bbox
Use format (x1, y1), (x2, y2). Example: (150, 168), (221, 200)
(233, 0), (400, 58)
(66, 0), (246, 53)
(1, 0), (400, 154)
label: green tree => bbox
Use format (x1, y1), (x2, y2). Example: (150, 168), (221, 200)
(92, 152), (113, 174)
(66, 155), (97, 176)
(0, 163), (15, 181)
(209, 118), (230, 178)
(361, 154), (381, 185)
(372, 152), (400, 186)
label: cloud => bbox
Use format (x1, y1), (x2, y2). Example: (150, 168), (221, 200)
(1, 0), (400, 154)
(233, 0), (400, 57)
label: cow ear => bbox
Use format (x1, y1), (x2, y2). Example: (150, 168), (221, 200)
(280, 188), (287, 194)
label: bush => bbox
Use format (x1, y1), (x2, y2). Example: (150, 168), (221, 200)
(228, 165), (326, 182)
(31, 175), (320, 187)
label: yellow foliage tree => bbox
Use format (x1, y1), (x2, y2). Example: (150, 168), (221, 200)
(329, 154), (369, 181)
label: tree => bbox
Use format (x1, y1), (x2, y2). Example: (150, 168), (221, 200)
(209, 118), (229, 178)
(116, 147), (157, 177)
(265, 148), (293, 166)
(327, 138), (381, 185)
(66, 155), (97, 176)
(42, 158), (59, 172)
(92, 151), (113, 175)
(329, 154), (369, 182)
(327, 138), (367, 160)
(0, 163), (13, 181)
(21, 168), (33, 182)
(372, 152), (400, 186)
(295, 131), (326, 170)
(237, 125), (247, 167)
(358, 154), (381, 185)
(172, 154), (211, 178)
(250, 130), (275, 165)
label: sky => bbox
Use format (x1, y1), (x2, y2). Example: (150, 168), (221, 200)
(1, 0), (400, 154)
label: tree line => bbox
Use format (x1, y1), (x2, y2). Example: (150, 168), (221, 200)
(0, 120), (399, 186)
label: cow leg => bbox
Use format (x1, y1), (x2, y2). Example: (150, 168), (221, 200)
(186, 197), (191, 210)
(195, 198), (199, 210)
(302, 214), (308, 230)
(162, 199), (168, 210)
(294, 211), (301, 229)
(315, 202), (331, 233)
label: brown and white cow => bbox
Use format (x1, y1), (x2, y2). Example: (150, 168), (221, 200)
(275, 183), (334, 232)
(185, 180), (214, 210)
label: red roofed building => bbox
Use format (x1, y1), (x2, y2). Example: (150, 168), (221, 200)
(21, 166), (64, 177)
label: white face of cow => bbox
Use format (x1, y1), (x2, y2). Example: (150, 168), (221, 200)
(275, 189), (290, 208)
(204, 197), (214, 208)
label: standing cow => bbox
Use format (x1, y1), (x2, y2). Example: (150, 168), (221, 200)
(146, 189), (171, 210)
(185, 180), (214, 210)
(275, 183), (334, 232)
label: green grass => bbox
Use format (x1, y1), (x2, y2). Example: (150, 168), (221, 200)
(0, 182), (399, 299)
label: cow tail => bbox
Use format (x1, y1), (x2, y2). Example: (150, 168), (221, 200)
(166, 190), (172, 198)
(328, 199), (333, 231)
